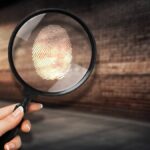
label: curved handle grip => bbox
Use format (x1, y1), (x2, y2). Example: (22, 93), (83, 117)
(0, 122), (20, 148)
(0, 98), (30, 149)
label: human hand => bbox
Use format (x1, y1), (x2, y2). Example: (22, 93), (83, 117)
(0, 102), (43, 150)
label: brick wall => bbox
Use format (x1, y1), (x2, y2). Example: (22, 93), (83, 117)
(0, 0), (150, 120)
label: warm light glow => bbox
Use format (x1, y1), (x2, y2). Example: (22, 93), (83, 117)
(32, 25), (72, 80)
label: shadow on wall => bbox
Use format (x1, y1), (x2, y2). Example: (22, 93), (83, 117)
(0, 0), (19, 8)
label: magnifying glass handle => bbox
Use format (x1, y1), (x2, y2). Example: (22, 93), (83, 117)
(0, 97), (30, 149)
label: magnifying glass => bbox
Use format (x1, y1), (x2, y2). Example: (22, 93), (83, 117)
(0, 8), (96, 147)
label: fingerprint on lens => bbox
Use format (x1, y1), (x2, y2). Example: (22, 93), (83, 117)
(32, 25), (72, 80)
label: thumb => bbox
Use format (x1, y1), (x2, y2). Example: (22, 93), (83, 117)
(0, 106), (24, 136)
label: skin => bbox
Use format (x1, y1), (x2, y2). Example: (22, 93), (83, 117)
(0, 102), (43, 150)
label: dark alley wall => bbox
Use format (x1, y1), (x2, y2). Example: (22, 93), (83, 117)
(0, 0), (150, 120)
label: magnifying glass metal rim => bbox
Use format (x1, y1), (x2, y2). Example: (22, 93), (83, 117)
(8, 8), (97, 96)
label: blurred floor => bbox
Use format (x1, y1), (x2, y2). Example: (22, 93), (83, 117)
(0, 101), (150, 150)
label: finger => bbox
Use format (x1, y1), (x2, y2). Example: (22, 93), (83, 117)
(27, 102), (43, 113)
(4, 135), (21, 150)
(21, 120), (31, 133)
(0, 104), (16, 120)
(0, 103), (43, 120)
(0, 106), (24, 136)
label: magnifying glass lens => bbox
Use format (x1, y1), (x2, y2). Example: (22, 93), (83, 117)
(12, 12), (92, 93)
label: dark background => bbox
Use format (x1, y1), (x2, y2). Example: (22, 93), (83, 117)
(0, 0), (150, 121)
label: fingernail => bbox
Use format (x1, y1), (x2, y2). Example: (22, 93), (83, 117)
(5, 144), (9, 150)
(40, 104), (43, 109)
(7, 143), (15, 150)
(12, 106), (24, 118)
(26, 124), (31, 131)
(5, 143), (15, 150)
